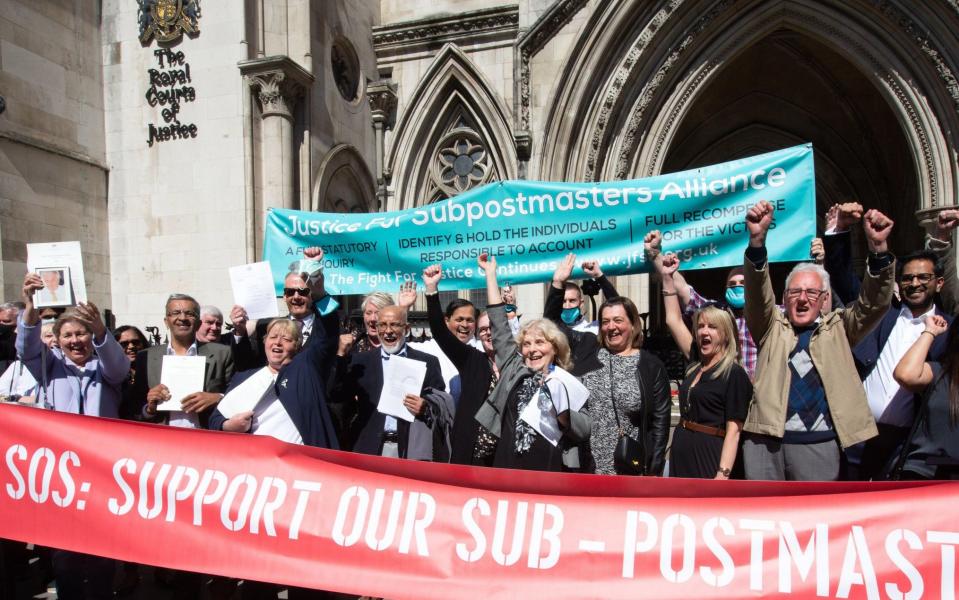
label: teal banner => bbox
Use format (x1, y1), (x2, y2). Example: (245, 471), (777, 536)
(264, 144), (816, 295)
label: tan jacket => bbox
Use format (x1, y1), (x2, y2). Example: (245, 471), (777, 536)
(743, 252), (894, 448)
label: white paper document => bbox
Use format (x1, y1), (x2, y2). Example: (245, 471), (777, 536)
(157, 355), (207, 411)
(377, 354), (427, 423)
(216, 366), (275, 418)
(27, 241), (88, 305)
(230, 261), (280, 320)
(520, 367), (590, 446)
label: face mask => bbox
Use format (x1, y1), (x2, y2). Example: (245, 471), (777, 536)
(504, 304), (517, 314)
(725, 286), (746, 309)
(561, 307), (581, 325)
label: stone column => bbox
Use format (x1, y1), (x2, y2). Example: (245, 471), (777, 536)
(367, 80), (397, 211)
(239, 57), (313, 230)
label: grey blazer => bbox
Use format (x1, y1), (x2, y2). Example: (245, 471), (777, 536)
(132, 341), (235, 426)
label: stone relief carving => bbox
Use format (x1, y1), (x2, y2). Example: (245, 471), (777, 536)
(432, 128), (492, 195)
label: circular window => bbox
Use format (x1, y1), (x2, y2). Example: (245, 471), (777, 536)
(432, 128), (492, 195)
(331, 38), (360, 102)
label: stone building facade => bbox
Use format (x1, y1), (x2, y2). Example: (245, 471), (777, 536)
(1, 0), (957, 331)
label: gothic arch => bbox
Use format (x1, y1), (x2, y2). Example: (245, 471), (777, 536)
(386, 43), (517, 210)
(312, 144), (376, 213)
(540, 0), (959, 215)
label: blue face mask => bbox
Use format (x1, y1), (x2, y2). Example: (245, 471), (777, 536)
(725, 286), (746, 309)
(504, 304), (517, 314)
(561, 307), (581, 325)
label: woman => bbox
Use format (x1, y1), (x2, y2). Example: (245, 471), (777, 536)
(474, 253), (591, 472)
(209, 247), (340, 450)
(658, 252), (752, 479)
(421, 263), (496, 465)
(113, 325), (148, 420)
(892, 315), (959, 480)
(16, 272), (128, 599)
(578, 297), (671, 475)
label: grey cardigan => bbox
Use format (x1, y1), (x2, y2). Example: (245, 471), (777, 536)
(474, 303), (591, 469)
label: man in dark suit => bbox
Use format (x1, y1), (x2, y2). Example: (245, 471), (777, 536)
(135, 293), (234, 429)
(229, 266), (331, 370)
(332, 305), (445, 458)
(196, 303), (259, 372)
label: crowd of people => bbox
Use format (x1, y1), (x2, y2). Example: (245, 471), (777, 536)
(1, 204), (958, 598)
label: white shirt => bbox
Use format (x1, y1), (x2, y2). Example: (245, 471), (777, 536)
(408, 338), (460, 403)
(862, 305), (936, 427)
(293, 313), (314, 343)
(165, 341), (201, 429)
(571, 318), (599, 335)
(0, 360), (38, 397)
(250, 373), (302, 445)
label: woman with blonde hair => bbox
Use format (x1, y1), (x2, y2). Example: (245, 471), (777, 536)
(657, 252), (752, 479)
(474, 253), (591, 472)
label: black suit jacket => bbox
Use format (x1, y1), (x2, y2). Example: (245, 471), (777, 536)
(243, 305), (327, 369)
(331, 346), (445, 456)
(133, 341), (235, 427)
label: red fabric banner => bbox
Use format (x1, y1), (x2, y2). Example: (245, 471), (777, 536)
(0, 403), (957, 599)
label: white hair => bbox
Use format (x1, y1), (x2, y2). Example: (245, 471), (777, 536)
(785, 262), (831, 295)
(199, 305), (223, 320)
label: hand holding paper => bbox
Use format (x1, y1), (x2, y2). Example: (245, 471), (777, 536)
(377, 355), (427, 423)
(157, 355), (207, 411)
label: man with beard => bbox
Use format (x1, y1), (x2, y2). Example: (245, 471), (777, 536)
(826, 205), (955, 480)
(331, 304), (445, 457)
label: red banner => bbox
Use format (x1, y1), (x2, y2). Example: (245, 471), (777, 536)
(0, 403), (957, 599)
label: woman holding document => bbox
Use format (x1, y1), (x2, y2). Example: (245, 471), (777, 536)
(474, 253), (591, 472)
(209, 247), (340, 449)
(15, 271), (128, 599)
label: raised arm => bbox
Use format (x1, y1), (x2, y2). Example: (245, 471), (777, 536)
(894, 315), (947, 392)
(479, 253), (515, 369)
(841, 209), (896, 346)
(581, 261), (619, 299)
(823, 202), (864, 305)
(15, 273), (48, 382)
(926, 209), (958, 315)
(298, 247), (340, 377)
(645, 230), (693, 307)
(743, 200), (779, 344)
(656, 252), (694, 359)
(422, 264), (473, 368)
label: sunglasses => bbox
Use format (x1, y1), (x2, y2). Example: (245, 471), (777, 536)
(283, 287), (311, 298)
(118, 340), (143, 348)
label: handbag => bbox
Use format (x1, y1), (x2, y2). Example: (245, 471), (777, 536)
(611, 359), (647, 475)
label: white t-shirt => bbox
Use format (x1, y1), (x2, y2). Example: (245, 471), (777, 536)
(250, 378), (302, 445)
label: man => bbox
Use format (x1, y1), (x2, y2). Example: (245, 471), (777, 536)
(409, 297), (477, 402)
(232, 267), (350, 369)
(560, 282), (598, 334)
(741, 200), (894, 481)
(331, 305), (445, 458)
(135, 294), (234, 429)
(195, 305), (225, 343)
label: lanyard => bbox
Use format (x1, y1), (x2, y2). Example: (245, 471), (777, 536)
(72, 368), (96, 415)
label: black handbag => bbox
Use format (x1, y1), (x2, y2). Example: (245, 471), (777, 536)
(611, 359), (647, 475)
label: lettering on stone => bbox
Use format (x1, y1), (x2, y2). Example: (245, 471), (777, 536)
(146, 48), (198, 147)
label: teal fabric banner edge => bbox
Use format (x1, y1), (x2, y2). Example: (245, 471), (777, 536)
(264, 144), (817, 295)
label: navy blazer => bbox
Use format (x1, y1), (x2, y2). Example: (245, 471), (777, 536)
(208, 310), (340, 449)
(331, 346), (445, 456)
(853, 303), (953, 380)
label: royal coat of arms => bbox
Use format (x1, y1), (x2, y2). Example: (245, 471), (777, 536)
(138, 0), (201, 44)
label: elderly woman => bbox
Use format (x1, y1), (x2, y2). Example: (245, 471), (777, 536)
(16, 272), (128, 599)
(475, 253), (591, 472)
(658, 253), (752, 479)
(209, 247), (339, 449)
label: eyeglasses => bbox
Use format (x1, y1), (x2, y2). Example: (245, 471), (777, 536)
(118, 340), (143, 348)
(898, 273), (936, 285)
(376, 321), (406, 331)
(283, 287), (311, 298)
(166, 309), (198, 320)
(785, 288), (827, 301)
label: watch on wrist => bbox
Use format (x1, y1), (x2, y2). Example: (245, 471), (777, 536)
(717, 467), (731, 478)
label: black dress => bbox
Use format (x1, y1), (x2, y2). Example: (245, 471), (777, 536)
(492, 375), (565, 472)
(670, 362), (751, 478)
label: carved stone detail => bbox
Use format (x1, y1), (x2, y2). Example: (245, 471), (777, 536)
(367, 80), (398, 128)
(238, 56), (314, 121)
(373, 6), (518, 51)
(515, 0), (589, 131)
